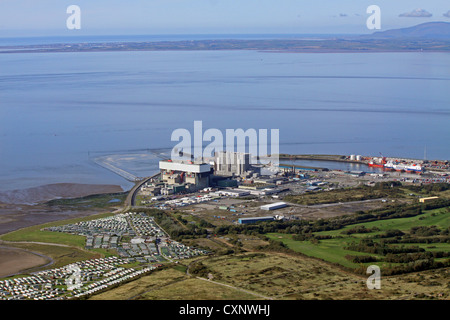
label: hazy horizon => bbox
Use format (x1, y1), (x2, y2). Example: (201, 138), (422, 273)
(1, 1), (450, 37)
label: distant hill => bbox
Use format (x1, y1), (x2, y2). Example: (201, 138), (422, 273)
(368, 22), (450, 39)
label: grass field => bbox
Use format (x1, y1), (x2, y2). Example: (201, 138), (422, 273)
(317, 207), (450, 238)
(266, 233), (367, 269)
(0, 211), (116, 245)
(266, 207), (450, 271)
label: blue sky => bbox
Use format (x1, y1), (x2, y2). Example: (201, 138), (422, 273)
(1, 0), (449, 37)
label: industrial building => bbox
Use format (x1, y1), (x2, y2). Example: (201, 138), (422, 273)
(210, 189), (250, 198)
(278, 164), (319, 172)
(238, 216), (275, 224)
(140, 183), (163, 196)
(260, 202), (288, 211)
(346, 171), (366, 177)
(249, 188), (281, 196)
(215, 151), (251, 176)
(216, 179), (238, 188)
(159, 160), (212, 191)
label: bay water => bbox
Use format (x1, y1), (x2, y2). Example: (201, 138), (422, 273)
(0, 48), (449, 191)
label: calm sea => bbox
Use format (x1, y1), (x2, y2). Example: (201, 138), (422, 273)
(0, 43), (449, 191)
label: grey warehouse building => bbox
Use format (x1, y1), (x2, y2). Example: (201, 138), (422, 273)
(238, 216), (275, 224)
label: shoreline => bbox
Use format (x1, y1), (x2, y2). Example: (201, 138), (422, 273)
(0, 182), (125, 205)
(0, 182), (128, 237)
(2, 48), (450, 54)
(1, 37), (449, 54)
(0, 183), (128, 278)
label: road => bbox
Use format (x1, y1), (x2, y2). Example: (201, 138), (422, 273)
(125, 173), (160, 207)
(289, 198), (386, 209)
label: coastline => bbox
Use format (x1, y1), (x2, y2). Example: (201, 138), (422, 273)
(0, 183), (125, 205)
(0, 182), (128, 278)
(1, 36), (450, 54)
(0, 152), (448, 279)
(0, 183), (127, 236)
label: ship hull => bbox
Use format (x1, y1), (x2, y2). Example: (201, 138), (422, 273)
(384, 163), (422, 172)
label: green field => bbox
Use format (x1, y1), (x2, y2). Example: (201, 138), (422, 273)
(266, 207), (450, 271)
(318, 207), (450, 238)
(0, 211), (115, 245)
(266, 233), (372, 269)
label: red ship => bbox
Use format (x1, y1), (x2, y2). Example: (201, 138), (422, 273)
(368, 154), (386, 168)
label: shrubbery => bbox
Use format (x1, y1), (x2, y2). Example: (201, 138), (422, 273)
(345, 254), (379, 263)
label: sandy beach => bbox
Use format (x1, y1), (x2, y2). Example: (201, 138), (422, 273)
(0, 246), (51, 278)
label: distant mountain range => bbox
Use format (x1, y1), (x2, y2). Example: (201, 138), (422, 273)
(368, 22), (450, 39)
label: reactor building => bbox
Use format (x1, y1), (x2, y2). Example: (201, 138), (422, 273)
(214, 151), (251, 177)
(159, 159), (212, 193)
